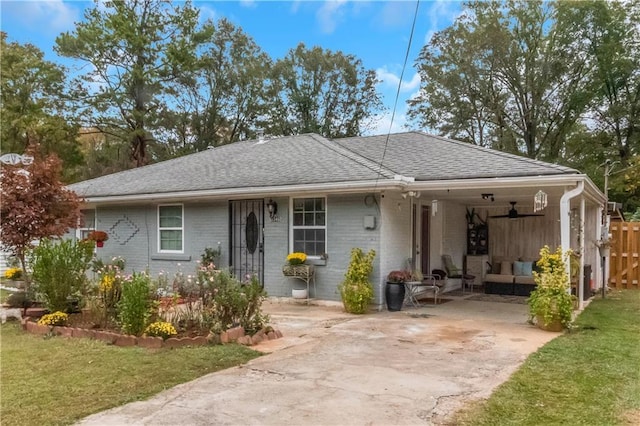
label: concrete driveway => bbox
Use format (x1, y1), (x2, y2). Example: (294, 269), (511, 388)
(77, 296), (558, 425)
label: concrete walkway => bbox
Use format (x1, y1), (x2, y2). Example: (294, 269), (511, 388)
(77, 296), (558, 425)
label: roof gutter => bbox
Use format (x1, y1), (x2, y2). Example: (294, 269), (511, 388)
(409, 174), (590, 191)
(77, 179), (411, 206)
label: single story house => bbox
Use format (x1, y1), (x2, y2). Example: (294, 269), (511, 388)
(68, 132), (607, 309)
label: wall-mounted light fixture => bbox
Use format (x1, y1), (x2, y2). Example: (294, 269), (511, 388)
(266, 199), (278, 221)
(481, 193), (495, 202)
(401, 191), (421, 199)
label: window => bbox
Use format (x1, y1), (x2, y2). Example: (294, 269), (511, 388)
(77, 209), (96, 240)
(291, 197), (326, 257)
(158, 205), (183, 252)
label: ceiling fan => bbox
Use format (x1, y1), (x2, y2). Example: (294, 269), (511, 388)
(489, 201), (544, 219)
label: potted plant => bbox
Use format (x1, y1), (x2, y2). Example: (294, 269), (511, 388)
(87, 230), (109, 247)
(286, 252), (307, 265)
(385, 270), (412, 311)
(528, 246), (576, 331)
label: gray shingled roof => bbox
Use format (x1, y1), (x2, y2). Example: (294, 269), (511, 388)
(69, 131), (578, 198)
(69, 133), (395, 198)
(334, 132), (578, 180)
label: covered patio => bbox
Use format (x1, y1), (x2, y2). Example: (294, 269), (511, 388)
(378, 174), (606, 310)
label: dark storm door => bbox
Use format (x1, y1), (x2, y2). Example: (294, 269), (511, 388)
(230, 199), (264, 285)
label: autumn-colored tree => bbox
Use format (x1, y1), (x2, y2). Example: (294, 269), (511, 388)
(0, 148), (83, 284)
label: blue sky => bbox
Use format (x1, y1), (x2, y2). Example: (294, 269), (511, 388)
(0, 0), (462, 135)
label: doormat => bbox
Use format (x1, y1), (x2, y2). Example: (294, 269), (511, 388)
(466, 294), (528, 304)
(415, 297), (454, 305)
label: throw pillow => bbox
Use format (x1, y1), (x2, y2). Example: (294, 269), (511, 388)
(513, 261), (524, 276)
(521, 261), (533, 276)
(500, 260), (513, 275)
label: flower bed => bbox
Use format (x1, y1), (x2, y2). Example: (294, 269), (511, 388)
(20, 317), (283, 348)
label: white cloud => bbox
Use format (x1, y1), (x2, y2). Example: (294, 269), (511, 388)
(376, 68), (421, 92)
(316, 0), (348, 34)
(3, 0), (80, 35)
(422, 0), (463, 44)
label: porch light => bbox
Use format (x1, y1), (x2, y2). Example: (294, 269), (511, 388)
(431, 199), (438, 216)
(481, 193), (494, 202)
(266, 199), (278, 221)
(401, 191), (421, 199)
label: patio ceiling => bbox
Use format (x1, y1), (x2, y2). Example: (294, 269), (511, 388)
(410, 185), (568, 209)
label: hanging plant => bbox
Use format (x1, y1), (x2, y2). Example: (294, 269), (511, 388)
(87, 230), (108, 242)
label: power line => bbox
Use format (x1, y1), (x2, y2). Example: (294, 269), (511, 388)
(375, 0), (420, 188)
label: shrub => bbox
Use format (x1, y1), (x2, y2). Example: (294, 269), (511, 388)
(118, 272), (152, 336)
(528, 246), (576, 328)
(38, 311), (69, 326)
(93, 257), (126, 327)
(200, 245), (222, 267)
(29, 239), (94, 312)
(339, 248), (376, 314)
(144, 321), (177, 339)
(205, 270), (269, 334)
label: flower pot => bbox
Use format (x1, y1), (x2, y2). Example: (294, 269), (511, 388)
(292, 288), (308, 299)
(385, 282), (405, 311)
(536, 315), (564, 332)
(96, 241), (104, 248)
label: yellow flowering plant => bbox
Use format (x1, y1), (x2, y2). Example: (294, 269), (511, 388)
(528, 246), (576, 329)
(338, 248), (376, 314)
(286, 252), (307, 265)
(145, 321), (178, 340)
(38, 311), (69, 326)
(4, 267), (22, 280)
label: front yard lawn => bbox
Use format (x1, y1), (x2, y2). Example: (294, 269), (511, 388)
(0, 323), (260, 425)
(454, 289), (640, 425)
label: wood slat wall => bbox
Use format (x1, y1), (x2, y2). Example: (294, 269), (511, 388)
(485, 206), (561, 261)
(609, 222), (640, 289)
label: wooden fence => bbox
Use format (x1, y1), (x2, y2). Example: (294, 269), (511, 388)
(609, 222), (640, 289)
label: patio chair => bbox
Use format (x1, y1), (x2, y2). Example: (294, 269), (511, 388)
(406, 274), (442, 305)
(442, 255), (476, 293)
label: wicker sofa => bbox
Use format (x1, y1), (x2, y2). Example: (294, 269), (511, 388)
(485, 258), (537, 296)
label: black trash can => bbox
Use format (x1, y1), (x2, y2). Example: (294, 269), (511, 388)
(385, 282), (405, 311)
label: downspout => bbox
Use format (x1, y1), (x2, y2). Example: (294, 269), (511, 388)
(560, 180), (584, 295)
(579, 196), (585, 309)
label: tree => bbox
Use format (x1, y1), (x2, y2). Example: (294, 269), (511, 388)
(0, 149), (83, 284)
(156, 18), (272, 157)
(0, 32), (84, 181)
(408, 0), (592, 161)
(558, 1), (640, 165)
(268, 43), (384, 138)
(55, 0), (213, 167)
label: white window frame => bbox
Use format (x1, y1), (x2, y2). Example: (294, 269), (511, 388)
(77, 209), (96, 241)
(158, 204), (184, 253)
(289, 196), (327, 259)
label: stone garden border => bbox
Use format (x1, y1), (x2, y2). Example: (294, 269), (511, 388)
(20, 318), (283, 348)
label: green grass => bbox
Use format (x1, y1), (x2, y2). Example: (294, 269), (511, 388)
(454, 290), (640, 425)
(0, 323), (261, 425)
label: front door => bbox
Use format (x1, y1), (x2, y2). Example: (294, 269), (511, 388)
(230, 200), (264, 285)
